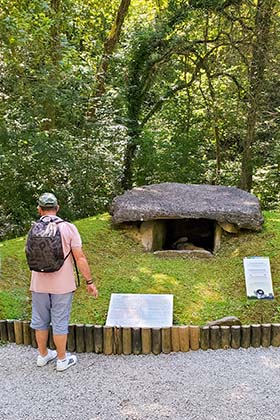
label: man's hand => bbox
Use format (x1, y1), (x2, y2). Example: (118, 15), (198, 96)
(87, 283), (98, 298)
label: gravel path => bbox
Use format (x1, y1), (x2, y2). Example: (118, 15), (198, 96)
(0, 344), (280, 420)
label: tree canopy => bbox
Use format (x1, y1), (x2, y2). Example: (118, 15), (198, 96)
(0, 0), (279, 239)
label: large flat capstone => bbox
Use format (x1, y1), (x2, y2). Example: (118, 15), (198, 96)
(111, 183), (263, 231)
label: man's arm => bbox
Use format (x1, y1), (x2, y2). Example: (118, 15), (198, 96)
(71, 247), (98, 298)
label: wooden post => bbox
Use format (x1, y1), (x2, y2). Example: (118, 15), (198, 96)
(113, 327), (122, 355)
(221, 326), (231, 349)
(94, 326), (103, 354)
(122, 327), (132, 355)
(271, 324), (280, 347)
(179, 326), (189, 352)
(251, 324), (261, 348)
(152, 328), (161, 355)
(85, 324), (94, 353)
(23, 321), (31, 346)
(190, 326), (200, 350)
(132, 328), (141, 354)
(210, 326), (220, 350)
(162, 327), (171, 354)
(14, 320), (23, 345)
(7, 320), (15, 343)
(141, 328), (151, 354)
(48, 326), (55, 350)
(241, 325), (251, 348)
(171, 327), (180, 352)
(261, 324), (271, 348)
(0, 320), (8, 342)
(103, 326), (113, 355)
(200, 326), (210, 350)
(30, 328), (38, 348)
(231, 325), (241, 349)
(67, 324), (76, 352)
(76, 324), (85, 353)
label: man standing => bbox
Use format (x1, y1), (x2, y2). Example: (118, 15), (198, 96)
(27, 192), (98, 371)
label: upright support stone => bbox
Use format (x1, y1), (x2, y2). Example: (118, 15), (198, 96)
(221, 326), (231, 349)
(271, 324), (280, 347)
(152, 328), (161, 355)
(251, 324), (261, 348)
(171, 327), (180, 352)
(141, 328), (152, 354)
(94, 326), (103, 354)
(231, 326), (241, 349)
(162, 327), (171, 354)
(113, 327), (122, 355)
(67, 324), (76, 352)
(122, 328), (132, 355)
(241, 325), (251, 348)
(213, 223), (222, 254)
(132, 328), (141, 355)
(140, 220), (166, 251)
(76, 324), (85, 353)
(85, 324), (94, 353)
(103, 326), (113, 355)
(190, 326), (200, 351)
(261, 324), (271, 348)
(23, 321), (31, 346)
(179, 326), (189, 352)
(14, 320), (23, 345)
(0, 320), (8, 342)
(210, 326), (220, 350)
(7, 320), (15, 343)
(200, 326), (210, 350)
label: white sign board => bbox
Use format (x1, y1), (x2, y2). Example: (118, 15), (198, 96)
(106, 293), (173, 328)
(243, 257), (274, 299)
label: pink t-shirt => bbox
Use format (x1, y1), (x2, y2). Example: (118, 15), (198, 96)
(30, 217), (82, 294)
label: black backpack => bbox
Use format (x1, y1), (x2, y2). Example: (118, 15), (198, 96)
(25, 216), (80, 285)
(25, 216), (69, 273)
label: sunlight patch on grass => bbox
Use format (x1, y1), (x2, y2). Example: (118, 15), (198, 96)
(138, 266), (153, 275)
(151, 273), (178, 286)
(198, 286), (222, 302)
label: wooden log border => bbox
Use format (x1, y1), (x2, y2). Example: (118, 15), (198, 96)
(1, 321), (279, 355)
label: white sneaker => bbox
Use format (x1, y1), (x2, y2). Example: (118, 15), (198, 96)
(37, 349), (57, 367)
(56, 354), (77, 372)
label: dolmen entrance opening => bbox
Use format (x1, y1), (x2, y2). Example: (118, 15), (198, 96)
(110, 183), (264, 258)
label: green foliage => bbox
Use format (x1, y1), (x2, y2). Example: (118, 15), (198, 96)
(1, 0), (280, 239)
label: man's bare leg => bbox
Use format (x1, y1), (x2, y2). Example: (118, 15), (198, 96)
(35, 329), (49, 357)
(53, 334), (67, 360)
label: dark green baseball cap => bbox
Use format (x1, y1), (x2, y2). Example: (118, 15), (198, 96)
(38, 192), (58, 208)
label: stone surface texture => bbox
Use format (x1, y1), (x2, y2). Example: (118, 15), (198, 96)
(111, 183), (263, 230)
(153, 249), (213, 258)
(206, 316), (242, 327)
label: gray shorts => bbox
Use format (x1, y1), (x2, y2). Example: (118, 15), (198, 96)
(31, 292), (74, 335)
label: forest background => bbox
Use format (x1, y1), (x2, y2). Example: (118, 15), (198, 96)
(1, 0), (279, 240)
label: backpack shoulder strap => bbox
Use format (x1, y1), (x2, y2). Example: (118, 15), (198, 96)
(55, 220), (80, 287)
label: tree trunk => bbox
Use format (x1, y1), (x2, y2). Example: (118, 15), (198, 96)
(87, 0), (131, 118)
(121, 141), (138, 191)
(50, 0), (61, 66)
(240, 0), (276, 191)
(121, 118), (141, 190)
(41, 0), (61, 131)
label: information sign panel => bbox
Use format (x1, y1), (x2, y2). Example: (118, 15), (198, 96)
(106, 293), (173, 328)
(243, 257), (274, 299)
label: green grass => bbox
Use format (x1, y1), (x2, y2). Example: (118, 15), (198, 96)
(1, 211), (280, 325)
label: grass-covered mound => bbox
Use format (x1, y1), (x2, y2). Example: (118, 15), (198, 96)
(1, 212), (280, 326)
